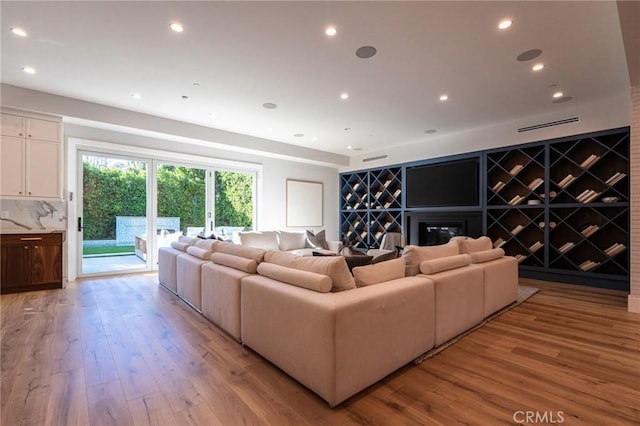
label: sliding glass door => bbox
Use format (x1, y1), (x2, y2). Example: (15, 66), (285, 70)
(155, 162), (207, 257)
(75, 146), (257, 278)
(79, 153), (149, 275)
(213, 170), (255, 240)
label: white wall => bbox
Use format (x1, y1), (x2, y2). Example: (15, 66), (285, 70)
(344, 92), (631, 171)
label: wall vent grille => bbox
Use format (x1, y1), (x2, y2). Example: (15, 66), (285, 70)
(517, 116), (580, 133)
(362, 154), (388, 163)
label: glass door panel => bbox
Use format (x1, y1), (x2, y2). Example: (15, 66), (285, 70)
(213, 170), (255, 240)
(80, 153), (148, 275)
(156, 163), (207, 258)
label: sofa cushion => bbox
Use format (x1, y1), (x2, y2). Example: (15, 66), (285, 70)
(216, 241), (266, 263)
(257, 263), (332, 293)
(186, 246), (213, 260)
(239, 231), (279, 251)
(178, 235), (197, 244)
(469, 248), (505, 263)
(212, 252), (258, 274)
(264, 251), (356, 292)
(402, 241), (459, 276)
(194, 239), (220, 251)
(277, 231), (307, 251)
(419, 254), (471, 275)
(352, 258), (405, 287)
(170, 241), (191, 252)
(454, 236), (493, 253)
(306, 230), (329, 250)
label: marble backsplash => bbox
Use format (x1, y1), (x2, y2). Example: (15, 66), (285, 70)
(0, 199), (67, 232)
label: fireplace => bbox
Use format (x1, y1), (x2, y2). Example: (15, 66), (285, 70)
(405, 211), (482, 246)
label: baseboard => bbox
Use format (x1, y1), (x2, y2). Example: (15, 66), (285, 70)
(628, 294), (640, 313)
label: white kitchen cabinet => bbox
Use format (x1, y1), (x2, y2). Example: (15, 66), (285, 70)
(0, 113), (62, 198)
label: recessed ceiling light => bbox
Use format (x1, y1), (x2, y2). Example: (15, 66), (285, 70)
(21, 66), (35, 74)
(532, 63), (544, 71)
(340, 92), (349, 100)
(553, 91), (564, 98)
(170, 22), (184, 33)
(325, 26), (337, 36)
(439, 94), (448, 101)
(262, 102), (277, 109)
(347, 145), (353, 150)
(498, 19), (513, 30)
(131, 93), (141, 99)
(312, 137), (318, 142)
(10, 27), (27, 37)
(293, 133), (304, 138)
(193, 82), (200, 87)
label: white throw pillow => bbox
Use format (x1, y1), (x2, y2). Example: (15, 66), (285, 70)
(239, 231), (280, 251)
(277, 231), (307, 251)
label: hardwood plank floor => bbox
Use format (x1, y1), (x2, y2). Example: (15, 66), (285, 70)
(1, 274), (638, 425)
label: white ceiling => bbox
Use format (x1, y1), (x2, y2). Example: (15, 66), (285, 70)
(0, 1), (632, 157)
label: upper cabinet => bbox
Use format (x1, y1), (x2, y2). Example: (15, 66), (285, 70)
(0, 113), (62, 199)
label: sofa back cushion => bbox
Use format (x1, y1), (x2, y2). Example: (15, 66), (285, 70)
(264, 251), (356, 292)
(419, 254), (471, 275)
(186, 246), (213, 260)
(352, 258), (405, 287)
(216, 241), (266, 263)
(453, 236), (493, 253)
(402, 241), (459, 276)
(239, 231), (279, 251)
(194, 239), (220, 251)
(170, 241), (191, 252)
(277, 231), (307, 251)
(212, 252), (258, 274)
(468, 248), (505, 263)
(257, 263), (332, 292)
(178, 235), (197, 245)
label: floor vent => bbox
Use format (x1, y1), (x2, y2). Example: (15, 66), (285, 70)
(362, 154), (388, 163)
(517, 116), (580, 133)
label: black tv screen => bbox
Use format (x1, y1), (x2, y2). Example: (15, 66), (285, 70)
(406, 158), (479, 207)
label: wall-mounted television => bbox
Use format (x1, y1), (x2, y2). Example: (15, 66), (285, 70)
(406, 158), (479, 207)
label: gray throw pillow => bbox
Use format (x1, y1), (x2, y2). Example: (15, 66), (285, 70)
(306, 230), (329, 250)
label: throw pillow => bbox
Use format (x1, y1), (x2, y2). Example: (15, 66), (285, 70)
(402, 241), (459, 276)
(239, 231), (280, 251)
(352, 258), (405, 287)
(456, 236), (492, 253)
(265, 251), (356, 292)
(306, 230), (330, 250)
(277, 231), (307, 251)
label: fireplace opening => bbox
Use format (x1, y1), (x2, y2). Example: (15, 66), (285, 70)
(418, 222), (465, 246)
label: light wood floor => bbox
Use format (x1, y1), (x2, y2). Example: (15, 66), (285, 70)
(1, 274), (639, 425)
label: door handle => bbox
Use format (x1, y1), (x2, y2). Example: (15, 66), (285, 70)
(78, 217), (83, 232)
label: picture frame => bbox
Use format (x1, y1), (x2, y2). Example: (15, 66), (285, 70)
(286, 179), (323, 227)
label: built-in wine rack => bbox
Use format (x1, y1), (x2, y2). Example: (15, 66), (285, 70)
(486, 127), (629, 288)
(340, 167), (402, 249)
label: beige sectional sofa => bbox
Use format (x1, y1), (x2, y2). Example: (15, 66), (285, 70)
(161, 235), (518, 407)
(157, 235), (197, 293)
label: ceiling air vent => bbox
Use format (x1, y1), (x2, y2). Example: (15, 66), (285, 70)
(362, 155), (388, 163)
(517, 116), (580, 133)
